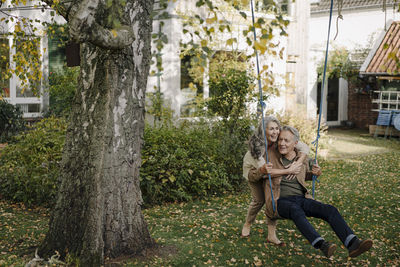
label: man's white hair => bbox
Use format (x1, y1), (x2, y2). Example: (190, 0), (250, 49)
(281, 125), (300, 141)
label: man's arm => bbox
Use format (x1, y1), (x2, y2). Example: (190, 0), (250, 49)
(248, 162), (297, 181)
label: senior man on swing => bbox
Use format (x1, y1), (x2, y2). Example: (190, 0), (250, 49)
(261, 125), (373, 258)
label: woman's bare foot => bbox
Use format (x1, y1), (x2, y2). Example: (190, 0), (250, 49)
(241, 222), (251, 237)
(267, 236), (282, 245)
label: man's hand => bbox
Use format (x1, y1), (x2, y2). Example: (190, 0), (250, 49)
(311, 164), (322, 176)
(261, 162), (273, 174)
(286, 161), (302, 180)
(289, 161), (302, 174)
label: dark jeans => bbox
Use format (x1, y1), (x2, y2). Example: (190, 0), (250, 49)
(277, 195), (355, 248)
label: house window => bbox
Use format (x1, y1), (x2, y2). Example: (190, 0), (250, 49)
(0, 37), (10, 98)
(180, 54), (203, 116)
(16, 103), (41, 113)
(15, 38), (41, 98)
(373, 79), (400, 111)
(317, 77), (340, 121)
(327, 77), (339, 121)
(180, 54), (203, 93)
(48, 26), (68, 72)
(317, 79), (321, 115)
(49, 37), (66, 72)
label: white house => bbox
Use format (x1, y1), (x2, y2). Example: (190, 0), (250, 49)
(1, 0), (292, 119)
(148, 0), (400, 125)
(146, 0), (292, 117)
(3, 0), (398, 125)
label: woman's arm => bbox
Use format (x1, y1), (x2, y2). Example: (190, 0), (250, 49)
(265, 161), (302, 178)
(247, 166), (265, 182)
(295, 141), (310, 163)
(247, 162), (294, 181)
(243, 151), (266, 182)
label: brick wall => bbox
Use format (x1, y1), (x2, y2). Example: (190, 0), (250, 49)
(347, 83), (378, 129)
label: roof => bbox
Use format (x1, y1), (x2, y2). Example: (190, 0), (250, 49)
(311, 0), (398, 13)
(360, 21), (400, 76)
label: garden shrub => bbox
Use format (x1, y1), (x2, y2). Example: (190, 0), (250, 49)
(207, 68), (253, 121)
(140, 118), (252, 205)
(0, 116), (251, 207)
(140, 122), (227, 205)
(46, 66), (79, 118)
(211, 117), (254, 189)
(0, 99), (25, 143)
(0, 117), (66, 206)
(205, 52), (255, 134)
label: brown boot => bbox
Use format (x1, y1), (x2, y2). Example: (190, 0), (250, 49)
(320, 241), (337, 258)
(348, 238), (373, 258)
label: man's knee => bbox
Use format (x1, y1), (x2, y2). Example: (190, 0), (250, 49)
(326, 204), (339, 213)
(324, 204), (340, 219)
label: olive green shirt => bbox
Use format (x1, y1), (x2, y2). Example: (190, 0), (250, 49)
(279, 157), (306, 198)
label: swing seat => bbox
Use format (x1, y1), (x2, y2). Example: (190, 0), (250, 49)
(374, 110), (392, 138)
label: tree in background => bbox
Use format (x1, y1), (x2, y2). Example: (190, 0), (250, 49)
(206, 52), (254, 131)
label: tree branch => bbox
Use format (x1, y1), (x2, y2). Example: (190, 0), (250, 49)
(40, 0), (71, 19)
(68, 0), (134, 49)
(41, 0), (134, 49)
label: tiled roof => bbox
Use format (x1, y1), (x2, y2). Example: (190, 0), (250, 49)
(361, 21), (400, 75)
(311, 0), (398, 13)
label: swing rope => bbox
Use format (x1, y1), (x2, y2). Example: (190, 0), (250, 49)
(250, 0), (276, 212)
(311, 0), (334, 198)
(250, 0), (334, 202)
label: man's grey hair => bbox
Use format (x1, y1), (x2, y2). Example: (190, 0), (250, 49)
(248, 116), (281, 159)
(281, 125), (300, 141)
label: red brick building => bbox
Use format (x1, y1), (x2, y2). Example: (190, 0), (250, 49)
(352, 21), (400, 130)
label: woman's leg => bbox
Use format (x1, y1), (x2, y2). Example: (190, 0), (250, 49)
(242, 179), (265, 236)
(267, 218), (282, 244)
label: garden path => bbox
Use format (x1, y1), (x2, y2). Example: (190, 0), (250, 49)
(321, 128), (400, 160)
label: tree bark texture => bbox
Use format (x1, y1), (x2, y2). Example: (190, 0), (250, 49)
(39, 0), (155, 265)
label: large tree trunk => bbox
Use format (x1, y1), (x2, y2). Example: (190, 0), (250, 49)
(39, 0), (155, 265)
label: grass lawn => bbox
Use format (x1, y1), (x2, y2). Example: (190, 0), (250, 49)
(323, 128), (400, 160)
(1, 129), (399, 266)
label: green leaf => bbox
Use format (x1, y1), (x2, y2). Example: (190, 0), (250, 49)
(169, 175), (176, 183)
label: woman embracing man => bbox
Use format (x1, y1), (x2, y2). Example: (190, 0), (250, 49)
(241, 116), (373, 258)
